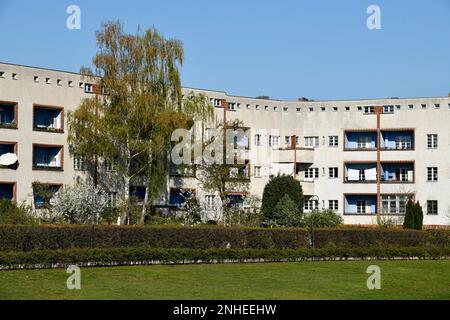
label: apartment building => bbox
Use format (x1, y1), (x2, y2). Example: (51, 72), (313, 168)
(1, 62), (449, 226)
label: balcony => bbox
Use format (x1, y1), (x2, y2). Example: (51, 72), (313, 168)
(169, 188), (195, 208)
(0, 182), (15, 201)
(0, 101), (17, 129)
(344, 194), (377, 215)
(381, 162), (414, 183)
(380, 130), (414, 150)
(228, 160), (250, 181)
(33, 105), (64, 133)
(32, 145), (64, 171)
(272, 148), (314, 164)
(344, 130), (377, 151)
(33, 183), (62, 209)
(344, 163), (377, 183)
(344, 162), (414, 183)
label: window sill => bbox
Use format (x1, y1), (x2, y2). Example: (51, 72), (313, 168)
(33, 166), (63, 172)
(0, 124), (18, 130)
(33, 127), (64, 134)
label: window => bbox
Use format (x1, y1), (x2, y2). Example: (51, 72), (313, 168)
(329, 200), (338, 211)
(383, 105), (394, 113)
(345, 106), (350, 111)
(283, 107), (288, 112)
(265, 106), (269, 111)
(34, 76), (39, 83)
(246, 104), (251, 109)
(333, 107), (338, 112)
(57, 79), (62, 86)
(273, 106), (278, 112)
(256, 105), (260, 110)
(284, 136), (291, 145)
(305, 168), (319, 179)
(427, 134), (438, 149)
(328, 167), (338, 179)
(205, 195), (216, 210)
(305, 136), (319, 148)
(408, 104), (414, 109)
(296, 107), (301, 112)
(381, 195), (410, 214)
(434, 104), (440, 109)
(84, 83), (94, 93)
(395, 105), (401, 110)
(68, 81), (73, 87)
(45, 78), (51, 84)
(328, 136), (338, 147)
(427, 167), (438, 181)
(427, 200), (438, 215)
(309, 107), (314, 112)
(395, 136), (412, 149)
(304, 199), (318, 211)
(356, 200), (368, 214)
(421, 104), (427, 109)
(73, 155), (85, 171)
(228, 103), (236, 111)
(237, 103), (241, 109)
(357, 136), (373, 149)
(0, 71), (4, 78)
(107, 192), (117, 207)
(364, 106), (374, 114)
(321, 107), (326, 112)
(254, 166), (261, 178)
(254, 134), (261, 146)
(79, 82), (84, 88)
(269, 135), (280, 148)
(104, 160), (115, 172)
(12, 73), (18, 80)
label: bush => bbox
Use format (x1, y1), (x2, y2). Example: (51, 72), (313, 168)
(0, 225), (448, 252)
(404, 201), (424, 230)
(261, 175), (303, 222)
(1, 246), (449, 269)
(302, 209), (343, 228)
(269, 194), (303, 227)
(0, 200), (35, 225)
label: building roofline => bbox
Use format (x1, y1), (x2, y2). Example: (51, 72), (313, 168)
(1, 61), (449, 102)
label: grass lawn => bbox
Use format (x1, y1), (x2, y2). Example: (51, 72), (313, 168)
(0, 260), (449, 300)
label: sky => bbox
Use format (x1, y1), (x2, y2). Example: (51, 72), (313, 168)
(0, 0), (449, 101)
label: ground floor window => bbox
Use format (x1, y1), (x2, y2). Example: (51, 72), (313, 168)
(205, 195), (216, 210)
(304, 199), (318, 211)
(328, 200), (338, 211)
(427, 200), (438, 215)
(356, 200), (368, 214)
(381, 195), (410, 215)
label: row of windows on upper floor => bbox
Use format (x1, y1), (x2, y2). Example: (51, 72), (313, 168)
(253, 134), (439, 149)
(0, 70), (96, 93)
(209, 97), (450, 113)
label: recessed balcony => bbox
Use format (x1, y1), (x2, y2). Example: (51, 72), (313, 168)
(380, 130), (414, 150)
(32, 145), (64, 171)
(344, 194), (377, 215)
(33, 105), (64, 133)
(0, 182), (15, 201)
(0, 101), (17, 129)
(344, 130), (377, 151)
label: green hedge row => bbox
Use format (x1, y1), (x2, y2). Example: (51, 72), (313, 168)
(1, 246), (449, 269)
(1, 225), (449, 252)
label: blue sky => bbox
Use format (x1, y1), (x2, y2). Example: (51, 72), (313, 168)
(0, 0), (449, 100)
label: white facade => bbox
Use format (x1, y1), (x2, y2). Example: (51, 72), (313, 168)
(1, 62), (450, 226)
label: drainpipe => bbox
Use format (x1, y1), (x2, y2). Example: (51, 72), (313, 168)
(375, 106), (383, 224)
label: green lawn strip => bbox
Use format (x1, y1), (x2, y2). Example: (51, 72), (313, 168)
(1, 260), (449, 300)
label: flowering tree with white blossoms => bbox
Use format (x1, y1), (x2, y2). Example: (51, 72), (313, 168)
(50, 182), (109, 224)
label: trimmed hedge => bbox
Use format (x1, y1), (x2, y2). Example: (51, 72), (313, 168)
(0, 225), (449, 252)
(1, 246), (449, 269)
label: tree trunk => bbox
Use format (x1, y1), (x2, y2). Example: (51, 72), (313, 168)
(121, 175), (131, 225)
(139, 180), (149, 225)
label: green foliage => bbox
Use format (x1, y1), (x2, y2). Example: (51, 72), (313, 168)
(270, 194), (302, 227)
(261, 175), (303, 222)
(183, 197), (202, 225)
(404, 201), (424, 230)
(0, 200), (35, 225)
(302, 209), (343, 228)
(1, 246), (450, 269)
(0, 225), (448, 252)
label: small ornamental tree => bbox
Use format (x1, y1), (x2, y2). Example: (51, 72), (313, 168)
(261, 174), (303, 223)
(404, 200), (423, 230)
(413, 201), (424, 230)
(271, 194), (302, 227)
(403, 200), (415, 229)
(50, 182), (109, 224)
